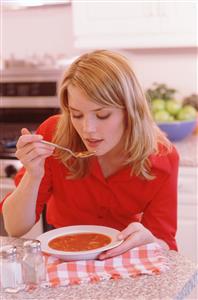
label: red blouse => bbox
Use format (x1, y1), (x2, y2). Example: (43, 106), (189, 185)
(2, 115), (179, 250)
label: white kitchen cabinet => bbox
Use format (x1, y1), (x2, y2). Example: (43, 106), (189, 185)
(176, 166), (198, 263)
(72, 2), (197, 48)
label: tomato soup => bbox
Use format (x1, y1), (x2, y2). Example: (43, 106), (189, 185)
(48, 232), (111, 252)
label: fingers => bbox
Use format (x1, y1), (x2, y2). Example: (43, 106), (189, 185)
(21, 128), (32, 135)
(20, 152), (54, 169)
(15, 128), (55, 168)
(98, 223), (155, 260)
(118, 222), (143, 240)
(16, 132), (43, 149)
(17, 142), (54, 164)
(99, 232), (139, 260)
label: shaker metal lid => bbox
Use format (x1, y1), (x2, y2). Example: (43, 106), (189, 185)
(23, 240), (41, 249)
(0, 245), (17, 257)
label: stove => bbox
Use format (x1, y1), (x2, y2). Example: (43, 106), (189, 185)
(0, 67), (63, 163)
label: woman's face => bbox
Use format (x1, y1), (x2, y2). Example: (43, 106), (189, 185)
(67, 84), (125, 156)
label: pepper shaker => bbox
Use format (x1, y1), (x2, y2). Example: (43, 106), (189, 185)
(22, 240), (46, 287)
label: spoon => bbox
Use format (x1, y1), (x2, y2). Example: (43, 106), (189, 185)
(40, 140), (95, 158)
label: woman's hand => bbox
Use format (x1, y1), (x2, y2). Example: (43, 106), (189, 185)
(98, 222), (168, 260)
(15, 128), (55, 179)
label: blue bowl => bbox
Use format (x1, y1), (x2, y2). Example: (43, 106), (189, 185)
(157, 119), (196, 141)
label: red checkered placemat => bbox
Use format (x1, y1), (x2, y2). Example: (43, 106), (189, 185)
(42, 243), (169, 287)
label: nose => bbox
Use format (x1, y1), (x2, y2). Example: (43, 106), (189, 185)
(82, 116), (96, 134)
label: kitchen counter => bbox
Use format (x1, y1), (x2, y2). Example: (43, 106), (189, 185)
(173, 134), (198, 167)
(1, 236), (198, 300)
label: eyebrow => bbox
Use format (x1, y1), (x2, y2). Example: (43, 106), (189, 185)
(68, 106), (106, 112)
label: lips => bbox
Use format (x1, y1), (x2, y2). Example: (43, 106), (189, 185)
(85, 138), (103, 148)
(86, 138), (102, 142)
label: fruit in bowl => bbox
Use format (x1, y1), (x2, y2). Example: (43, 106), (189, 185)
(165, 100), (182, 116)
(151, 99), (166, 112)
(146, 83), (198, 141)
(151, 99), (197, 141)
(177, 105), (197, 121)
(154, 110), (174, 122)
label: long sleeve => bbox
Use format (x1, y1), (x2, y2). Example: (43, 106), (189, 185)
(141, 147), (179, 250)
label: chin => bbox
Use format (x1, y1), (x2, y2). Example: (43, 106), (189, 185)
(91, 149), (106, 157)
(93, 151), (104, 157)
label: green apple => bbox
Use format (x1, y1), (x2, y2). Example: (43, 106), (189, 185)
(151, 99), (166, 112)
(165, 100), (182, 116)
(176, 105), (197, 121)
(154, 110), (174, 122)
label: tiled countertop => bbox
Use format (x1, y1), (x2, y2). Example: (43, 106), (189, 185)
(173, 134), (198, 167)
(1, 237), (198, 300)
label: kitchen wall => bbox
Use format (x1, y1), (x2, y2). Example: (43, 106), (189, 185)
(121, 48), (197, 99)
(2, 4), (197, 98)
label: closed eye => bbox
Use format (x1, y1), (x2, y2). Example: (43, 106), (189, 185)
(71, 114), (83, 119)
(96, 113), (111, 120)
(70, 112), (111, 120)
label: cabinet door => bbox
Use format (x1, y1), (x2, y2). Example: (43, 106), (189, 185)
(73, 2), (161, 35)
(72, 2), (162, 48)
(72, 2), (196, 48)
(160, 3), (197, 47)
(178, 166), (197, 205)
(177, 167), (198, 263)
(176, 219), (198, 263)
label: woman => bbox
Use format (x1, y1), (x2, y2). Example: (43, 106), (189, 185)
(2, 50), (179, 259)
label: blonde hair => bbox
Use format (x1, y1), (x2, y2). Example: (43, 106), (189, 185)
(53, 50), (171, 179)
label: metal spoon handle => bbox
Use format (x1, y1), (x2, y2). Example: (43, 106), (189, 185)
(40, 140), (74, 156)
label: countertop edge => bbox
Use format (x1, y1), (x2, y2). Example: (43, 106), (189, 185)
(174, 270), (198, 300)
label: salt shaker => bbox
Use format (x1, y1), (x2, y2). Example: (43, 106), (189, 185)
(22, 240), (46, 287)
(0, 245), (24, 293)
